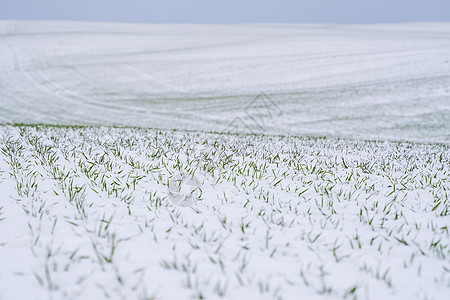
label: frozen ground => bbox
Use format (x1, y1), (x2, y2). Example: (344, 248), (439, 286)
(0, 125), (449, 300)
(0, 21), (449, 300)
(0, 21), (449, 143)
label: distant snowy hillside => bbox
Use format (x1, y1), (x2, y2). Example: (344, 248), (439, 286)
(0, 21), (449, 142)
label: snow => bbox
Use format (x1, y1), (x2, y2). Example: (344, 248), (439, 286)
(0, 125), (449, 299)
(0, 21), (449, 143)
(1, 20), (450, 299)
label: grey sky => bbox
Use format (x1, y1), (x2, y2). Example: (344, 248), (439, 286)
(1, 0), (449, 23)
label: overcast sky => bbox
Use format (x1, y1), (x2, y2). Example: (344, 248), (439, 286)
(1, 0), (449, 23)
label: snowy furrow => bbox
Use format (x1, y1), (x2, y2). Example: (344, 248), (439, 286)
(0, 21), (449, 142)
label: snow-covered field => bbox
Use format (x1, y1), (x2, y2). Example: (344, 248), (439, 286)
(0, 125), (449, 300)
(1, 21), (450, 300)
(0, 21), (449, 142)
